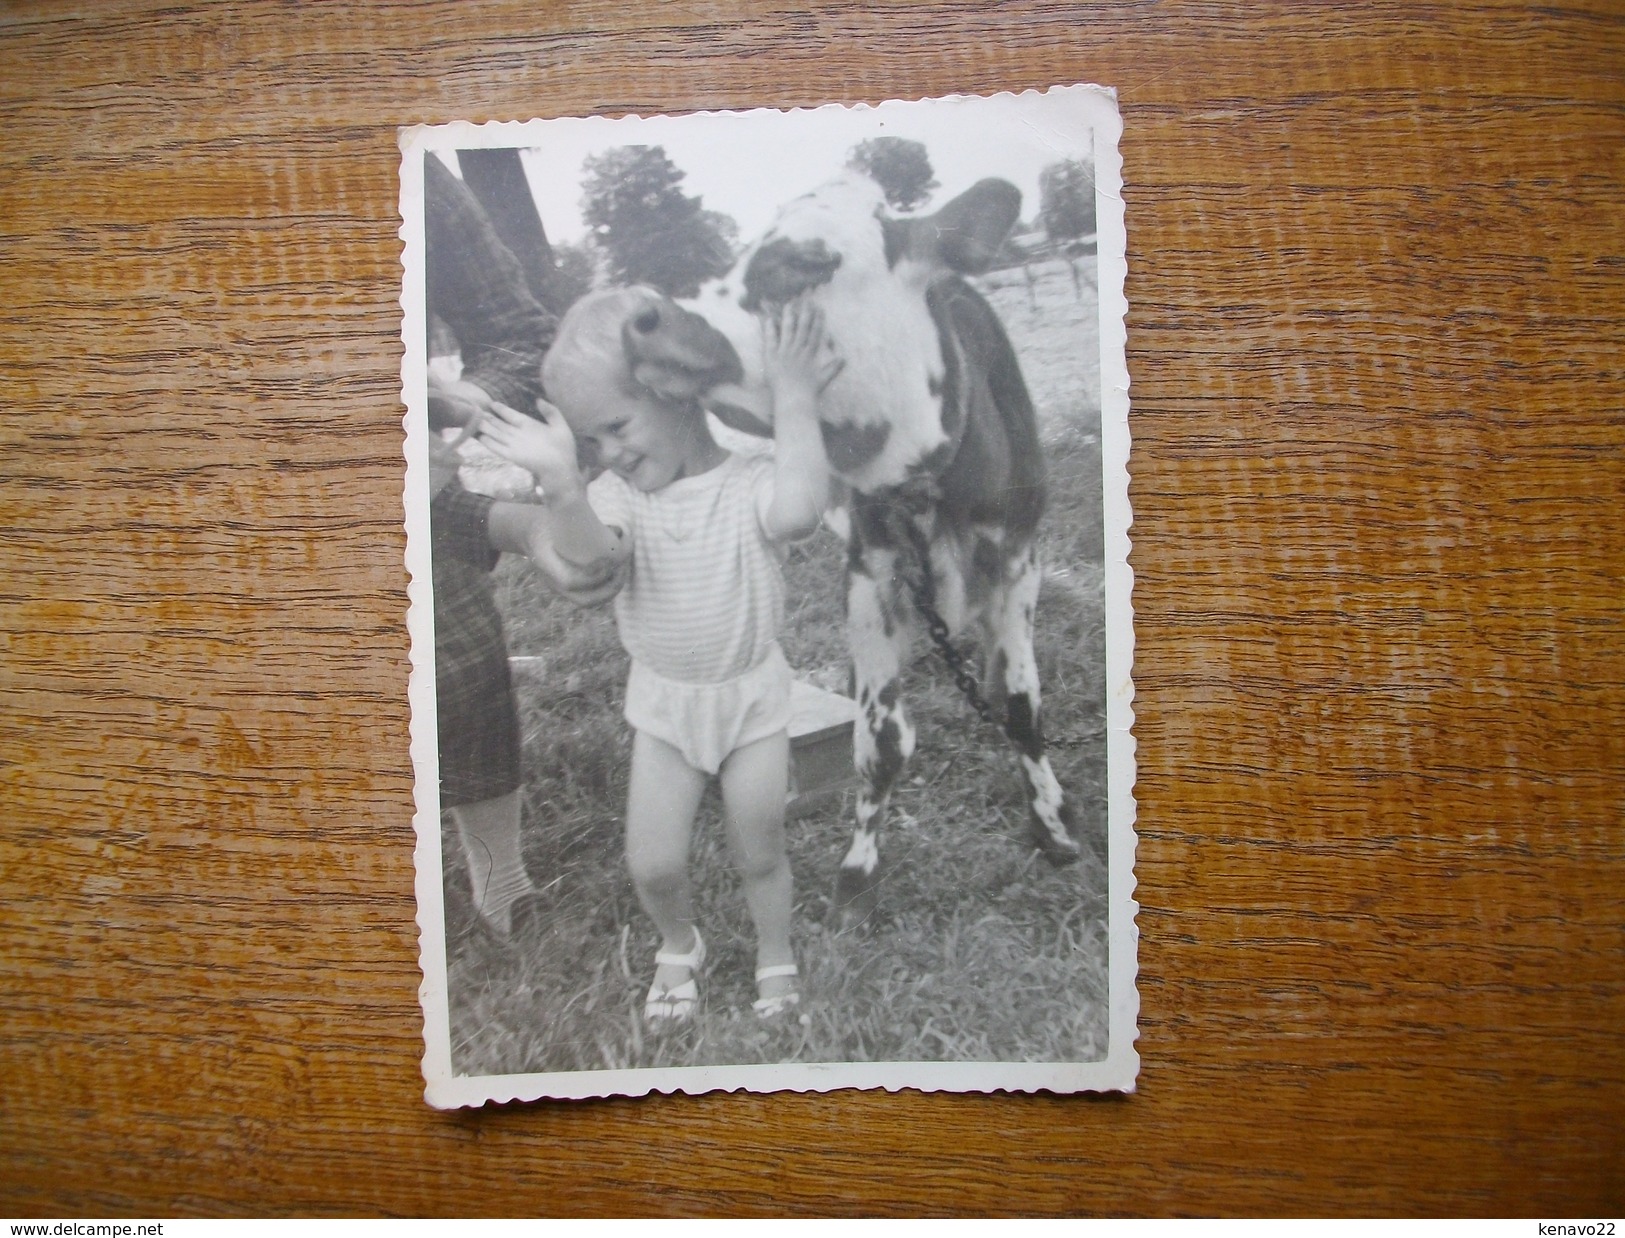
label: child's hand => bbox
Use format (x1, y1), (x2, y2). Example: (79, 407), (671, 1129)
(762, 301), (843, 410)
(759, 300), (839, 541)
(475, 399), (583, 498)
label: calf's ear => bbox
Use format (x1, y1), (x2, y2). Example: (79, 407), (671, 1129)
(919, 178), (1022, 275)
(622, 297), (744, 399)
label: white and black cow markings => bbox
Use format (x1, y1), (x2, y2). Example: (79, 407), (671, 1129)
(623, 173), (1086, 930)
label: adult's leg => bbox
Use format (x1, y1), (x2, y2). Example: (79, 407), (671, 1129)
(450, 790), (533, 934)
(433, 552), (532, 930)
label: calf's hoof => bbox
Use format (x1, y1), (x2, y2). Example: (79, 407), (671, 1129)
(830, 867), (880, 934)
(1029, 807), (1084, 867)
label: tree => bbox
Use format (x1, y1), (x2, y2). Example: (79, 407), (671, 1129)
(549, 241), (598, 310)
(579, 145), (737, 297)
(847, 137), (939, 211)
(1038, 158), (1096, 245)
(456, 146), (566, 314)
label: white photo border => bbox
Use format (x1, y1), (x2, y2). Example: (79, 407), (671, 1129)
(399, 84), (1137, 1107)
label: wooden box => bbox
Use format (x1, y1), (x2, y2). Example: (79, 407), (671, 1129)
(786, 678), (858, 818)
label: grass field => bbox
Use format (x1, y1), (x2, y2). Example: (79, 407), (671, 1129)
(440, 255), (1109, 1076)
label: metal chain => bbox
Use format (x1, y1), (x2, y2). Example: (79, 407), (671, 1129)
(886, 505), (1000, 730)
(876, 495), (1092, 750)
(917, 586), (1000, 728)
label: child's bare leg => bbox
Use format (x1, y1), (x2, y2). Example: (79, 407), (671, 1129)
(719, 730), (796, 1001)
(450, 790), (533, 934)
(625, 730), (709, 993)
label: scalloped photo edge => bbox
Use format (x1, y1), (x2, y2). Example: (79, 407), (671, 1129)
(399, 84), (1136, 1107)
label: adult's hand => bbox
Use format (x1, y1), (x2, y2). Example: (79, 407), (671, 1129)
(484, 499), (626, 609)
(427, 372), (499, 432)
(426, 434), (462, 498)
(526, 517), (626, 609)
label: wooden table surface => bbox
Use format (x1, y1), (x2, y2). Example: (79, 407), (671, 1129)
(2, 0), (1621, 1218)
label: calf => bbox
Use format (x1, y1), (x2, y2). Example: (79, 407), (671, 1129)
(622, 173), (1081, 926)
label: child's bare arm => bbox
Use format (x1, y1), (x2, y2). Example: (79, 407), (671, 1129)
(477, 399), (625, 572)
(487, 499), (628, 608)
(761, 301), (841, 542)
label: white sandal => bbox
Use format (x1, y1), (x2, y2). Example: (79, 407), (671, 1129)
(644, 927), (706, 1022)
(752, 962), (800, 1019)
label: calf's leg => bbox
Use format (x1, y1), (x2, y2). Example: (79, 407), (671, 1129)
(833, 555), (916, 930)
(983, 544), (1081, 865)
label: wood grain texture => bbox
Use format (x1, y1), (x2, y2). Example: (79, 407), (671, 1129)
(1, 0), (1620, 1217)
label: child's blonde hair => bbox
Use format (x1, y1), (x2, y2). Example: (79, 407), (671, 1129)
(543, 285), (673, 420)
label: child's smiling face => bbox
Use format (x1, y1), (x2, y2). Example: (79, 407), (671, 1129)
(563, 387), (716, 493)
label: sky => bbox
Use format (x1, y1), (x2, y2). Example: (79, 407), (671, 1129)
(429, 87), (1105, 249)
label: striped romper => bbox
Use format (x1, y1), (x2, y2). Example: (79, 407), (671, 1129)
(587, 451), (793, 776)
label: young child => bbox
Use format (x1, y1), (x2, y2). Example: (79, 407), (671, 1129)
(476, 287), (838, 1022)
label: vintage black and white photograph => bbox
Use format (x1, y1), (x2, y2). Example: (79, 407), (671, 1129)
(400, 85), (1136, 1106)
